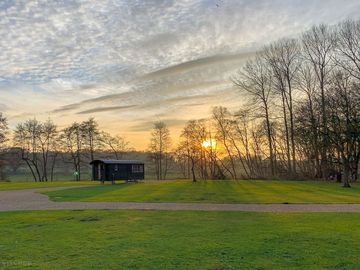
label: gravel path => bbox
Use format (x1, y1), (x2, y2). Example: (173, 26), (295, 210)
(2, 186), (360, 212)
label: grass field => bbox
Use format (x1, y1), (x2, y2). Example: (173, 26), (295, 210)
(0, 181), (97, 191)
(0, 210), (359, 269)
(44, 180), (360, 204)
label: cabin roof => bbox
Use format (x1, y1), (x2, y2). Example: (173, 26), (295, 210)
(90, 159), (144, 165)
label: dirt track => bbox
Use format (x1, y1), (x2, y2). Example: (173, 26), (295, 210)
(1, 186), (360, 212)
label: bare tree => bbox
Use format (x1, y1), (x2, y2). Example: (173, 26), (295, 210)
(178, 121), (203, 182)
(233, 55), (276, 176)
(81, 117), (100, 162)
(13, 119), (59, 182)
(232, 108), (255, 178)
(0, 113), (8, 180)
(0, 113), (7, 147)
(178, 120), (225, 181)
(149, 121), (172, 180)
(302, 24), (337, 178)
(13, 119), (42, 182)
(212, 107), (237, 179)
(336, 19), (360, 81)
(61, 122), (83, 181)
(327, 71), (360, 187)
(101, 132), (131, 159)
(37, 119), (58, 181)
(264, 38), (300, 174)
(295, 63), (322, 177)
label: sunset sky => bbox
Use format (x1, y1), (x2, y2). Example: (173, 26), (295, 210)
(0, 0), (359, 149)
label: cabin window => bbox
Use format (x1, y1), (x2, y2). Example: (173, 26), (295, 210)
(132, 164), (143, 173)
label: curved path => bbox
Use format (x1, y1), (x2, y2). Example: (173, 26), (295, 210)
(1, 186), (360, 212)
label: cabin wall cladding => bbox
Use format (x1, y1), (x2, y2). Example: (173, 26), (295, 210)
(90, 160), (145, 182)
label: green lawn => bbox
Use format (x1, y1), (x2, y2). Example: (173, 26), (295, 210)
(44, 180), (360, 204)
(0, 210), (360, 269)
(0, 181), (97, 191)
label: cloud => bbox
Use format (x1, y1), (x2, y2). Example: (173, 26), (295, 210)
(1, 0), (359, 149)
(52, 103), (81, 113)
(48, 47), (247, 118)
(138, 52), (255, 81)
(2, 0), (358, 84)
(76, 105), (136, 114)
(129, 118), (188, 132)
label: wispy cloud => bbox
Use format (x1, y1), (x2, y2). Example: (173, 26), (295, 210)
(129, 118), (188, 132)
(138, 52), (255, 81)
(77, 105), (136, 114)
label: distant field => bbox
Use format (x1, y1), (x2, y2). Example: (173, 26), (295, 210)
(44, 180), (360, 204)
(0, 181), (98, 191)
(0, 210), (360, 269)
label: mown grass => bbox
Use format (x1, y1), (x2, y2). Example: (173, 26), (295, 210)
(0, 210), (360, 269)
(0, 181), (97, 191)
(44, 180), (360, 204)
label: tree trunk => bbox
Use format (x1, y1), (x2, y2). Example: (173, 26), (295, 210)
(31, 160), (42, 182)
(287, 82), (297, 175)
(191, 158), (196, 183)
(23, 158), (37, 182)
(264, 104), (275, 176)
(320, 77), (329, 179)
(50, 153), (57, 182)
(342, 157), (351, 188)
(281, 90), (292, 174)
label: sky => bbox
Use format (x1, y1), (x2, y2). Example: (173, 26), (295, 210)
(0, 0), (359, 149)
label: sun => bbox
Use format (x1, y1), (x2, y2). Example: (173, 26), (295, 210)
(202, 139), (216, 149)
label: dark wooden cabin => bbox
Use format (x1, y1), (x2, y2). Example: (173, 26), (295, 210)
(90, 160), (144, 183)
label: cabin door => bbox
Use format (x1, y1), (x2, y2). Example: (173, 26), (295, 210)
(98, 164), (102, 180)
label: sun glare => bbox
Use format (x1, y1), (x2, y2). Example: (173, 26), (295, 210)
(202, 139), (216, 149)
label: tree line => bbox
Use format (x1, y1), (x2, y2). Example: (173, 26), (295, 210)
(149, 19), (360, 187)
(0, 117), (131, 182)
